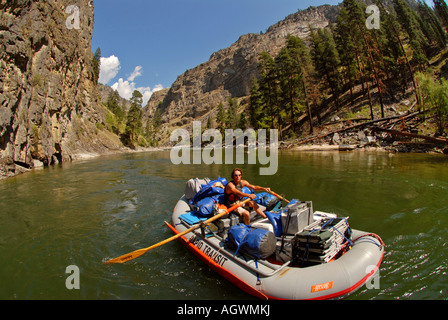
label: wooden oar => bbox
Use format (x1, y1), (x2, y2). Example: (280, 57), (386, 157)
(104, 198), (252, 264)
(269, 191), (290, 204)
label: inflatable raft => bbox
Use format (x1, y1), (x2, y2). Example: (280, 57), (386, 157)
(168, 182), (384, 300)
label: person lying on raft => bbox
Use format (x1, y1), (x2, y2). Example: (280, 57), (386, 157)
(224, 168), (270, 225)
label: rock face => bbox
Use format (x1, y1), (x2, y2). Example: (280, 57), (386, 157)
(142, 87), (169, 124)
(98, 83), (133, 113)
(0, 0), (121, 178)
(143, 5), (341, 144)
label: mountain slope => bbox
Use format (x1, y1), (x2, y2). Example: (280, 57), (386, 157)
(143, 4), (341, 143)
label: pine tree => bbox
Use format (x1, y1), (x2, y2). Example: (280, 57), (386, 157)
(93, 47), (101, 84)
(258, 52), (281, 129)
(310, 28), (342, 109)
(433, 0), (448, 29)
(393, 0), (429, 69)
(338, 0), (387, 118)
(216, 102), (227, 134)
(417, 0), (447, 49)
(153, 109), (162, 129)
(206, 116), (212, 129)
(106, 90), (124, 121)
(378, 2), (410, 93)
(334, 6), (359, 107)
(145, 109), (162, 147)
(278, 35), (316, 133)
(105, 90), (125, 134)
(124, 90), (143, 147)
(376, 0), (421, 105)
(238, 111), (248, 130)
(289, 35), (316, 134)
(276, 43), (303, 131)
(226, 97), (238, 129)
(249, 78), (269, 130)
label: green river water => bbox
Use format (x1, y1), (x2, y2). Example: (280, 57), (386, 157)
(0, 150), (447, 300)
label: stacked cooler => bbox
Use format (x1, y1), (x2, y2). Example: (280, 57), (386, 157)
(292, 217), (350, 266)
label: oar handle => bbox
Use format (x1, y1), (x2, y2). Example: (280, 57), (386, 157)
(269, 191), (290, 204)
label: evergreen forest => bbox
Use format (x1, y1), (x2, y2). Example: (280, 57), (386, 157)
(248, 0), (448, 140)
(100, 0), (448, 149)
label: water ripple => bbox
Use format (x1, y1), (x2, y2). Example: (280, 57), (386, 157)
(1, 151), (447, 300)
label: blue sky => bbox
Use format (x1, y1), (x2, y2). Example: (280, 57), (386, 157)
(92, 0), (343, 105)
(91, 0), (434, 105)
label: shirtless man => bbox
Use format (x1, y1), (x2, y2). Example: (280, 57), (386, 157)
(224, 168), (270, 225)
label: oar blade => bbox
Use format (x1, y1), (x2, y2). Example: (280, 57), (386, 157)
(104, 248), (148, 264)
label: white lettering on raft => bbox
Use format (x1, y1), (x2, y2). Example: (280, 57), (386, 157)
(189, 235), (228, 267)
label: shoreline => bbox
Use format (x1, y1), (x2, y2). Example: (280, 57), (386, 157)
(1, 141), (446, 181)
(0, 146), (164, 181)
(284, 142), (447, 155)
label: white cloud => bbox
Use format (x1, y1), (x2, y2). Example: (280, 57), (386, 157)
(140, 84), (164, 106)
(99, 55), (121, 84)
(111, 78), (134, 100)
(128, 66), (143, 82)
(111, 79), (164, 106)
(102, 57), (162, 106)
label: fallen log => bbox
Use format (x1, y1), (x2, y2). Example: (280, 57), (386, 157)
(323, 117), (371, 126)
(372, 127), (448, 145)
(294, 112), (421, 146)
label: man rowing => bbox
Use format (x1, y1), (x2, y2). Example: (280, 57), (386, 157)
(224, 168), (270, 225)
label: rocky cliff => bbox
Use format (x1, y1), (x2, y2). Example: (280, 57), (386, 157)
(0, 0), (122, 178)
(143, 4), (341, 144)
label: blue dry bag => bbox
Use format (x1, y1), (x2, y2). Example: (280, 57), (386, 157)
(193, 197), (216, 218)
(254, 192), (280, 211)
(226, 224), (276, 259)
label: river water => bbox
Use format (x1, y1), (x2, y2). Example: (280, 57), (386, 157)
(0, 150), (447, 300)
